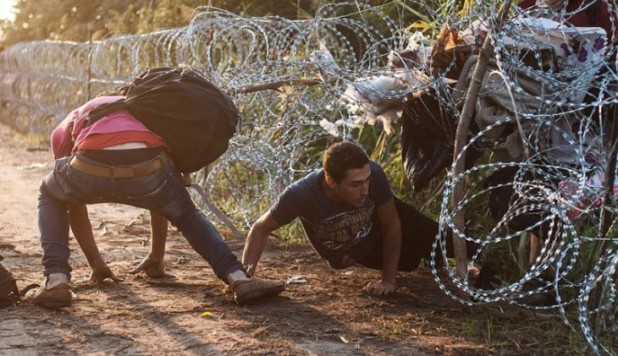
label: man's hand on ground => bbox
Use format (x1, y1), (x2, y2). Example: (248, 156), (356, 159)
(130, 255), (174, 278)
(89, 264), (122, 284)
(363, 279), (396, 296)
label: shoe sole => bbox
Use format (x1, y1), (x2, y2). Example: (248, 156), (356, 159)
(235, 284), (285, 305)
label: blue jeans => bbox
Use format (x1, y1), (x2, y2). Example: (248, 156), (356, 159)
(38, 152), (244, 282)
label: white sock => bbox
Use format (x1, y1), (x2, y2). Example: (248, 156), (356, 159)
(46, 273), (69, 289)
(226, 269), (250, 285)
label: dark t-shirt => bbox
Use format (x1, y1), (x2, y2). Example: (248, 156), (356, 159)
(270, 161), (393, 268)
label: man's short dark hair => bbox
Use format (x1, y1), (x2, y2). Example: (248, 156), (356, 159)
(322, 141), (369, 183)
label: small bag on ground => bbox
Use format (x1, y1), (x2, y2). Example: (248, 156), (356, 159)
(0, 256), (20, 308)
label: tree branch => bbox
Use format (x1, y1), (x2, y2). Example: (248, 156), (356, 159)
(231, 78), (322, 94)
(451, 2), (512, 281)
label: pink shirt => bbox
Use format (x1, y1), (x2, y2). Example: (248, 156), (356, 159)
(51, 96), (165, 158)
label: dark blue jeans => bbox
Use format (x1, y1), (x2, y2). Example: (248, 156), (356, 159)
(38, 152), (243, 282)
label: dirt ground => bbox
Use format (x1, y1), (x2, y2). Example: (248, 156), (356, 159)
(0, 122), (580, 355)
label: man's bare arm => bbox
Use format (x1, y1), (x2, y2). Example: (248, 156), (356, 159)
(242, 211), (281, 276)
(130, 211), (171, 278)
(363, 198), (401, 295)
(69, 204), (121, 283)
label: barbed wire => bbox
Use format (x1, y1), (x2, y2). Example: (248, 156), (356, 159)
(427, 2), (618, 353)
(0, 1), (616, 353)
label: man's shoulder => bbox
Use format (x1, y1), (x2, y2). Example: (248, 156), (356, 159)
(286, 169), (322, 196)
(270, 169), (323, 224)
(368, 160), (383, 170)
(275, 170), (326, 214)
(367, 160), (394, 203)
(368, 160), (388, 178)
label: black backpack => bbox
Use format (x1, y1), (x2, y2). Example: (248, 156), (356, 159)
(87, 66), (241, 173)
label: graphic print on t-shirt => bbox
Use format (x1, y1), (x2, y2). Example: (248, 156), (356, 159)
(309, 205), (374, 252)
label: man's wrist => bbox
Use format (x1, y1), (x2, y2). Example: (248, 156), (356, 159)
(88, 257), (108, 269)
(382, 279), (396, 287)
(145, 252), (164, 262)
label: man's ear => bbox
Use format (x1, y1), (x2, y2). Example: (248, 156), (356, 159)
(324, 173), (335, 187)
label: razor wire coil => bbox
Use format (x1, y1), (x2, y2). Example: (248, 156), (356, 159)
(0, 1), (617, 353)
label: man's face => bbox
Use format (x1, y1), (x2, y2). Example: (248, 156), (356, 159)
(330, 163), (371, 208)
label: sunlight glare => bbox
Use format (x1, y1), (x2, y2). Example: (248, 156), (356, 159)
(0, 0), (16, 21)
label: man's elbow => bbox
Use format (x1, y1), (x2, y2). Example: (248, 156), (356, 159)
(248, 222), (271, 243)
(251, 213), (281, 240)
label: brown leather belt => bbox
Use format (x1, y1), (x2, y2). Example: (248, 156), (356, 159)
(69, 155), (164, 178)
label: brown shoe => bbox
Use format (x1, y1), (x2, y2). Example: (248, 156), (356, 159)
(232, 277), (285, 305)
(25, 283), (71, 309)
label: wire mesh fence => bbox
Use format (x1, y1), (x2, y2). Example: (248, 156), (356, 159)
(0, 1), (617, 353)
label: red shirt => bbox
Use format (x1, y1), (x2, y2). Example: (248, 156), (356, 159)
(51, 96), (167, 159)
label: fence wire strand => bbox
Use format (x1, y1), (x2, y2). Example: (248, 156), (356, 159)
(0, 1), (617, 352)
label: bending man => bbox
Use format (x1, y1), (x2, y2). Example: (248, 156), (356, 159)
(27, 85), (284, 308)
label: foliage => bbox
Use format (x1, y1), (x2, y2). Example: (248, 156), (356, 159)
(0, 0), (318, 47)
(0, 0), (436, 48)
(0, 0), (447, 241)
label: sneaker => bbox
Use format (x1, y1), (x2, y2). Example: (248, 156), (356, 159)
(25, 283), (71, 309)
(231, 277), (285, 305)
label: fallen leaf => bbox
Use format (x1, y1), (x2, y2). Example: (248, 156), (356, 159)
(200, 311), (214, 318)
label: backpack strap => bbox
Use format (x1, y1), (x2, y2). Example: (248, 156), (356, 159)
(85, 99), (129, 127)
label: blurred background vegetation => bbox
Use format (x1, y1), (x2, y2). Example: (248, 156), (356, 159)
(0, 0), (437, 48)
(0, 0), (514, 274)
(0, 0), (509, 250)
(0, 0), (478, 247)
(0, 0), (463, 255)
(0, 0), (444, 205)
